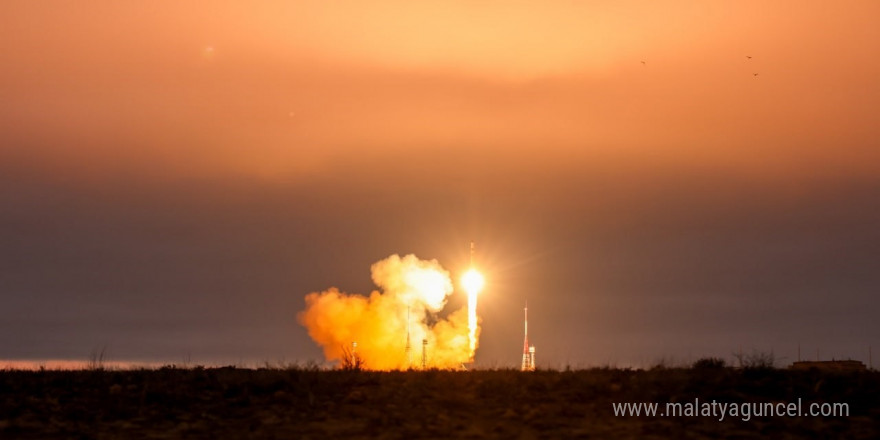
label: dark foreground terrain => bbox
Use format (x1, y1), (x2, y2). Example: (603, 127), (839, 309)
(1, 365), (878, 439)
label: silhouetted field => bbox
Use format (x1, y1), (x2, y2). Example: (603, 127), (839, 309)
(1, 366), (878, 438)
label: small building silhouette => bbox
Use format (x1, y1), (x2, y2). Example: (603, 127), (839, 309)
(789, 360), (867, 372)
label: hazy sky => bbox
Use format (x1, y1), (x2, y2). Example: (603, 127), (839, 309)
(1, 1), (878, 368)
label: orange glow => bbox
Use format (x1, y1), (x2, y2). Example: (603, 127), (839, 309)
(298, 255), (476, 370)
(2, 1), (878, 184)
(0, 360), (166, 370)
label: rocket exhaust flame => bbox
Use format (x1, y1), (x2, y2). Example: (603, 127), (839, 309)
(461, 268), (484, 358)
(461, 241), (484, 360)
(298, 254), (480, 370)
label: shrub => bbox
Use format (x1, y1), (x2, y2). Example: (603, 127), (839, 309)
(692, 357), (726, 370)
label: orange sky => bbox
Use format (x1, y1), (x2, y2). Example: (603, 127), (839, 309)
(2, 1), (879, 183)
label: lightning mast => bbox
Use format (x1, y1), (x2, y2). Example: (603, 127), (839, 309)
(404, 306), (412, 368)
(521, 302), (535, 371)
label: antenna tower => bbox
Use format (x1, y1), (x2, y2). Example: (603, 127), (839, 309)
(521, 302), (535, 371)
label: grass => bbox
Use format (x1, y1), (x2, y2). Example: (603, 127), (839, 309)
(0, 365), (878, 438)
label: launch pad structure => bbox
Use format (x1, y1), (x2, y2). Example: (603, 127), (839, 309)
(374, 243), (543, 371)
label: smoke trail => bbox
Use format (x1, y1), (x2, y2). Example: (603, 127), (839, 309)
(298, 254), (476, 370)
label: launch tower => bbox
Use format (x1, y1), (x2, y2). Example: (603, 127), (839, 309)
(521, 302), (535, 371)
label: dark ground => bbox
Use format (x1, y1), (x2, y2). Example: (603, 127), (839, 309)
(1, 366), (878, 439)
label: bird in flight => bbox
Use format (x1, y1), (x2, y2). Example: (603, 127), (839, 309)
(641, 60), (646, 65)
(746, 55), (752, 60)
(753, 73), (759, 77)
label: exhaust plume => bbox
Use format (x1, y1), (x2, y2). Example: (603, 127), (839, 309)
(298, 254), (478, 370)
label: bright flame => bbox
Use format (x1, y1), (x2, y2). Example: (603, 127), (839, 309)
(461, 269), (485, 294)
(461, 268), (484, 359)
(298, 254), (475, 370)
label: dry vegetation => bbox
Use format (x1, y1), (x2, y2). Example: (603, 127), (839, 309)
(1, 365), (878, 438)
